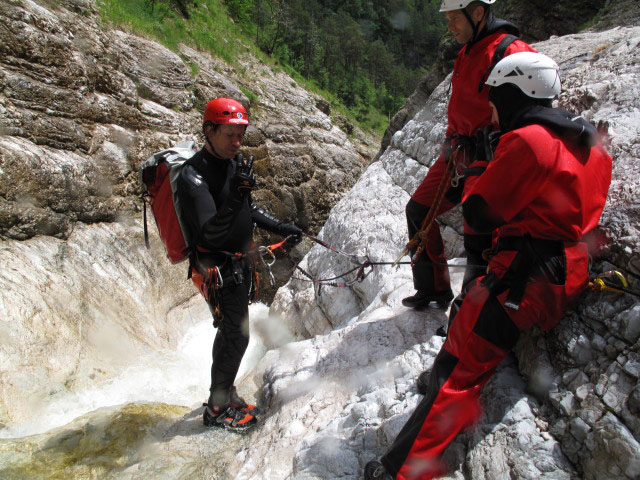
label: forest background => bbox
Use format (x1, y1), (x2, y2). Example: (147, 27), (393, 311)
(99, 0), (447, 133)
(98, 0), (618, 133)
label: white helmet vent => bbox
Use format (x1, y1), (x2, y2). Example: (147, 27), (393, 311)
(439, 0), (497, 12)
(504, 66), (525, 77)
(486, 51), (561, 99)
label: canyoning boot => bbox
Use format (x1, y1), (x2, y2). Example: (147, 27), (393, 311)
(402, 289), (454, 310)
(203, 404), (257, 432)
(416, 369), (430, 395)
(230, 386), (261, 415)
(364, 460), (393, 480)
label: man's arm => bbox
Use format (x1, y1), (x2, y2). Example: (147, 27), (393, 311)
(462, 130), (548, 228)
(251, 204), (302, 245)
(462, 194), (505, 233)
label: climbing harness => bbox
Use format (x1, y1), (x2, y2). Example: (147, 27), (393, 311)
(196, 237), (294, 323)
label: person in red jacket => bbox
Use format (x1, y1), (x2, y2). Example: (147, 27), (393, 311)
(402, 0), (536, 312)
(365, 52), (612, 480)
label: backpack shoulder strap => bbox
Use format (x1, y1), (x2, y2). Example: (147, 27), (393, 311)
(478, 33), (519, 93)
(184, 151), (205, 174)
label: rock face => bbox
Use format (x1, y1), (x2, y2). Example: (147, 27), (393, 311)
(0, 221), (197, 429)
(592, 0), (640, 30)
(0, 0), (375, 427)
(494, 0), (609, 43)
(264, 26), (640, 479)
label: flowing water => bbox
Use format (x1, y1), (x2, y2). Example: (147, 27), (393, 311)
(0, 302), (272, 440)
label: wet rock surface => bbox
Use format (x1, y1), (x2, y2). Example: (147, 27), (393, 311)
(0, 0), (377, 298)
(0, 0), (375, 431)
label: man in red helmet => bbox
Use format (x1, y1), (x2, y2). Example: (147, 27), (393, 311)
(365, 52), (612, 480)
(176, 97), (302, 432)
(402, 0), (536, 313)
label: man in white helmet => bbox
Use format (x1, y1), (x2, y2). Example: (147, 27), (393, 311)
(402, 0), (536, 315)
(365, 52), (612, 480)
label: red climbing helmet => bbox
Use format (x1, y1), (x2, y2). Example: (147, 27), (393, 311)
(203, 98), (249, 126)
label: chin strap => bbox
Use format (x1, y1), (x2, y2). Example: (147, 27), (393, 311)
(462, 7), (487, 44)
(203, 122), (224, 158)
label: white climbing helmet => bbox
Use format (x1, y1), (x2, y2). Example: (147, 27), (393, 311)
(486, 51), (561, 99)
(439, 0), (497, 12)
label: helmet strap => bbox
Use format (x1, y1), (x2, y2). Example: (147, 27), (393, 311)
(203, 122), (221, 158)
(463, 5), (487, 44)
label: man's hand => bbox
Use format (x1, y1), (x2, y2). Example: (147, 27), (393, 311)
(278, 223), (303, 246)
(230, 154), (256, 195)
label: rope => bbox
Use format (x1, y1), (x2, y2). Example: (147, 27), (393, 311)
(293, 262), (372, 288)
(293, 234), (640, 301)
(304, 233), (364, 265)
(291, 231), (484, 289)
(392, 147), (461, 267)
(142, 195), (150, 249)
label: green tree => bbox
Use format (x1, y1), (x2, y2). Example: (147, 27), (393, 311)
(225, 0), (447, 129)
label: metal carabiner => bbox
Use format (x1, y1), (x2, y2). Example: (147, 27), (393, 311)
(258, 246), (277, 285)
(212, 266), (223, 290)
(450, 145), (467, 188)
(451, 171), (462, 188)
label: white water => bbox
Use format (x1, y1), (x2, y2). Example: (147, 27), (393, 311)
(0, 302), (274, 440)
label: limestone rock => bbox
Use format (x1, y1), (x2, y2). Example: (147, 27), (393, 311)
(0, 2), (639, 480)
(0, 0), (377, 303)
(0, 222), (196, 427)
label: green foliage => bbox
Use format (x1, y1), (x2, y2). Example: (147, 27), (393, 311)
(225, 0), (255, 22)
(135, 82), (154, 99)
(98, 0), (442, 134)
(224, 0), (446, 119)
(240, 86), (259, 105)
(98, 0), (249, 63)
(146, 0), (197, 18)
(185, 60), (200, 77)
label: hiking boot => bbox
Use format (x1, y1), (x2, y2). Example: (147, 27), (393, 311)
(416, 370), (430, 395)
(230, 386), (261, 415)
(402, 289), (454, 310)
(203, 404), (257, 432)
(364, 460), (392, 480)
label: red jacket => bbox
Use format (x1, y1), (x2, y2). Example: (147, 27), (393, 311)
(447, 33), (536, 139)
(463, 123), (612, 308)
(464, 124), (612, 241)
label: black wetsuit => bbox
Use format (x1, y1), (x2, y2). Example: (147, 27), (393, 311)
(176, 147), (284, 406)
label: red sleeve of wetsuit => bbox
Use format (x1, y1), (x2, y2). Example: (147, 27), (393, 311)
(462, 130), (550, 224)
(506, 39), (537, 55)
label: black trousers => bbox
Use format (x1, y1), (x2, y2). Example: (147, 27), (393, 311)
(192, 255), (252, 408)
(208, 276), (251, 407)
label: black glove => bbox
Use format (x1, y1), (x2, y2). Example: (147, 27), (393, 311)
(278, 223), (303, 246)
(230, 154), (256, 196)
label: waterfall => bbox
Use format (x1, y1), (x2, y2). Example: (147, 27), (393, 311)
(0, 303), (271, 439)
